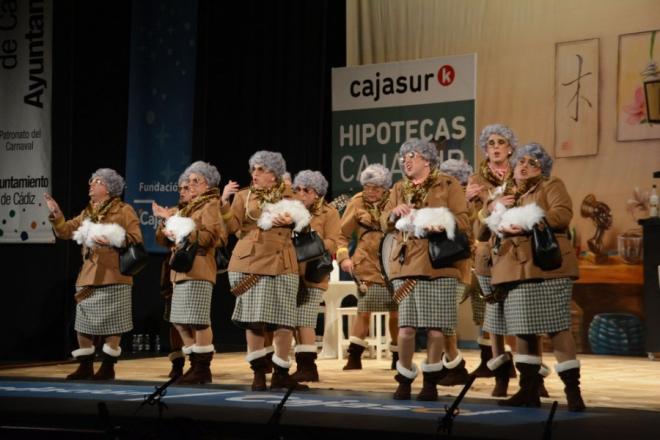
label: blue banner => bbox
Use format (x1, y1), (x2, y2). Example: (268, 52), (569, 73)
(124, 0), (198, 252)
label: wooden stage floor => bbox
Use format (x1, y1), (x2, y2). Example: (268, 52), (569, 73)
(2, 349), (658, 413)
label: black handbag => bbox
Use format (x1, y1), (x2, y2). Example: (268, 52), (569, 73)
(215, 246), (230, 274)
(304, 250), (333, 283)
(428, 230), (471, 268)
(532, 219), (562, 270)
(170, 238), (198, 273)
(292, 230), (326, 262)
(119, 243), (148, 276)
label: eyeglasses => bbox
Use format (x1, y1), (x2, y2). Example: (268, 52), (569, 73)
(517, 157), (541, 169)
(293, 187), (315, 194)
(179, 185), (190, 193)
(487, 138), (509, 147)
(398, 152), (419, 164)
(188, 176), (205, 186)
(88, 178), (105, 186)
(362, 184), (382, 192)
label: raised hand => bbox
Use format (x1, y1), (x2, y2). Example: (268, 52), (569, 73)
(152, 201), (171, 219)
(44, 193), (62, 216)
(465, 183), (484, 201)
(222, 180), (240, 204)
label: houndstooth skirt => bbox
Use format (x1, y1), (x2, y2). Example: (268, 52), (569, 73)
(230, 272), (298, 329)
(358, 284), (397, 312)
(296, 287), (323, 328)
(393, 277), (459, 335)
(170, 280), (213, 326)
(75, 284), (133, 335)
(502, 278), (574, 335)
(477, 275), (508, 335)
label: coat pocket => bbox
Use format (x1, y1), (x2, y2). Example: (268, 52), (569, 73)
(232, 240), (254, 259)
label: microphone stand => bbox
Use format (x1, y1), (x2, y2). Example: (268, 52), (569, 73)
(437, 374), (476, 437)
(266, 385), (295, 440)
(542, 401), (558, 440)
(135, 375), (179, 419)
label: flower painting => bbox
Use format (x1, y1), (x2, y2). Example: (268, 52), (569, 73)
(617, 30), (660, 141)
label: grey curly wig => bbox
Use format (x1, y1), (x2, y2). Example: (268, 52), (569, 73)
(249, 150), (287, 179)
(293, 170), (328, 196)
(478, 124), (518, 153)
(177, 170), (190, 186)
(359, 163), (392, 189)
(510, 142), (554, 177)
(90, 168), (125, 197)
(183, 161), (221, 187)
(440, 159), (474, 185)
(399, 138), (439, 169)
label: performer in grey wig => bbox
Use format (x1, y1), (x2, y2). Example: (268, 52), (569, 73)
(384, 138), (471, 401)
(154, 160), (226, 385)
(337, 163), (399, 371)
(482, 143), (585, 411)
(45, 168), (142, 380)
(221, 150), (309, 391)
(290, 170), (341, 382)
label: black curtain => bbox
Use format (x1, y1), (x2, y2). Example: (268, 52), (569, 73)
(0, 0), (345, 362)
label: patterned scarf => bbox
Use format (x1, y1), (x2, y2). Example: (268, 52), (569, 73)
(401, 169), (440, 208)
(512, 175), (546, 206)
(479, 159), (513, 189)
(363, 190), (390, 226)
(249, 180), (286, 206)
(83, 197), (121, 223)
(179, 187), (220, 217)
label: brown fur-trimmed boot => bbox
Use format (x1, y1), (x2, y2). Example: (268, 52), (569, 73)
(168, 351), (185, 378)
(176, 345), (214, 385)
(393, 362), (418, 400)
(389, 344), (399, 370)
(557, 360), (586, 412)
(93, 344), (121, 381)
(342, 338), (368, 370)
(264, 346), (274, 374)
(488, 353), (513, 397)
(470, 337), (495, 378)
(437, 352), (469, 386)
(292, 345), (319, 382)
(247, 349), (269, 391)
(270, 355), (309, 391)
(66, 347), (95, 380)
(498, 355), (542, 408)
(416, 361), (445, 401)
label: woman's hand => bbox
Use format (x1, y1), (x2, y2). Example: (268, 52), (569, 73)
(152, 201), (171, 219)
(92, 235), (111, 246)
(465, 183), (484, 201)
(488, 194), (515, 212)
(271, 213), (293, 227)
(391, 203), (413, 219)
(498, 224), (523, 235)
(426, 224), (445, 233)
(163, 229), (176, 241)
(44, 193), (62, 216)
(340, 258), (354, 274)
(222, 180), (240, 204)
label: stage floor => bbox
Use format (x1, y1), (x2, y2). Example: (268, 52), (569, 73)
(1, 350), (659, 439)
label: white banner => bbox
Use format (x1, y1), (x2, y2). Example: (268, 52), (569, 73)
(0, 0), (53, 243)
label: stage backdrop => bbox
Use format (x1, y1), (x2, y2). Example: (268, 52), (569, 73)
(331, 54), (476, 196)
(0, 0), (53, 243)
(124, 0), (198, 252)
